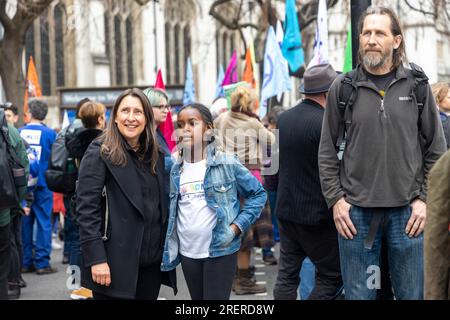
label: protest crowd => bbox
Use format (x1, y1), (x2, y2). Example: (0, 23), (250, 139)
(0, 4), (449, 301)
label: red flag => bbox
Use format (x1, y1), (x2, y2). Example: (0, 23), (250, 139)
(23, 56), (42, 123)
(159, 110), (176, 152)
(154, 69), (166, 91)
(154, 70), (176, 152)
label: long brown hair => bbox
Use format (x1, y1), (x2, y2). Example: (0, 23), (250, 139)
(358, 6), (406, 70)
(100, 88), (159, 173)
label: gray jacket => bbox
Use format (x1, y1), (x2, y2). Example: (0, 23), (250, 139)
(319, 64), (447, 208)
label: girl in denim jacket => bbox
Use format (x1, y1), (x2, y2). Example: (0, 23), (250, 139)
(161, 103), (267, 300)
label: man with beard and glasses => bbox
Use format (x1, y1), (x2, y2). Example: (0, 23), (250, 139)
(318, 6), (446, 300)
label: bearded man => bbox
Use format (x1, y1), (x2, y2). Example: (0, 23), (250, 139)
(318, 6), (446, 300)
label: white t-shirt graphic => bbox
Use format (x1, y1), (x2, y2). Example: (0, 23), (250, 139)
(177, 159), (217, 259)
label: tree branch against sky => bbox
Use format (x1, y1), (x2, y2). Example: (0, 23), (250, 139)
(209, 0), (338, 61)
(0, 0), (147, 124)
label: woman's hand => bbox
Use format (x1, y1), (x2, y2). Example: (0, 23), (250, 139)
(230, 224), (241, 236)
(91, 263), (111, 287)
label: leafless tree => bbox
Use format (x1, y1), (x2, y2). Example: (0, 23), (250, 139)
(404, 0), (450, 20)
(0, 0), (147, 124)
(209, 0), (339, 61)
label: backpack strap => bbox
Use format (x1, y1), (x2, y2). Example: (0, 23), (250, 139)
(336, 70), (358, 152)
(409, 62), (429, 132)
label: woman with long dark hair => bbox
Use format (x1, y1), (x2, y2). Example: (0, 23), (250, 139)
(76, 88), (176, 300)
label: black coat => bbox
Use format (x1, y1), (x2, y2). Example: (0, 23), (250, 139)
(276, 99), (333, 226)
(76, 140), (176, 299)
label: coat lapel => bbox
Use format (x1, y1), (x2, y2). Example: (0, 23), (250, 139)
(103, 153), (145, 218)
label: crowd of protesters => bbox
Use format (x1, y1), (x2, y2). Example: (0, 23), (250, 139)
(1, 5), (449, 301)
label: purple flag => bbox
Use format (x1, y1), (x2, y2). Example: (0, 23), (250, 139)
(222, 51), (238, 86)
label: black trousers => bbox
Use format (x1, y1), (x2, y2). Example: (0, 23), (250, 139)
(180, 252), (237, 300)
(274, 219), (343, 300)
(93, 264), (162, 300)
(0, 224), (11, 300)
(9, 214), (23, 283)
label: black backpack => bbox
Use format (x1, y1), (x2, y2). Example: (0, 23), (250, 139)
(335, 63), (429, 153)
(0, 108), (27, 210)
(45, 123), (79, 194)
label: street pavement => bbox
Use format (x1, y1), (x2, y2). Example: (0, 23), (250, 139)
(18, 238), (281, 300)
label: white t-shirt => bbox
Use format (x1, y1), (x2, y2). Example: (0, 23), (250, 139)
(177, 159), (217, 259)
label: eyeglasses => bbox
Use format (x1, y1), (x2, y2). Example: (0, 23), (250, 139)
(153, 104), (171, 111)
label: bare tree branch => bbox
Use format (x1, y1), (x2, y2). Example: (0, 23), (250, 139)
(404, 0), (437, 18)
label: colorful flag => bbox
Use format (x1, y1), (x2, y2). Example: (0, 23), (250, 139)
(343, 24), (353, 73)
(215, 65), (225, 99)
(243, 48), (256, 89)
(61, 109), (70, 129)
(153, 69), (176, 152)
(23, 56), (42, 123)
(222, 51), (238, 86)
(282, 0), (305, 73)
(249, 41), (260, 99)
(260, 26), (292, 118)
(243, 44), (260, 112)
(154, 69), (166, 91)
(308, 0), (329, 67)
(183, 58), (196, 105)
(276, 20), (284, 46)
(160, 111), (176, 152)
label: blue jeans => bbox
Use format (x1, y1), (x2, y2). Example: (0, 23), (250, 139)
(63, 196), (81, 268)
(22, 187), (53, 269)
(298, 257), (316, 300)
(339, 205), (423, 300)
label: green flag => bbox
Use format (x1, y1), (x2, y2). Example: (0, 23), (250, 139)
(343, 25), (353, 73)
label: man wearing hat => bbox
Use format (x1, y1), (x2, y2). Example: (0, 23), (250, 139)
(273, 63), (343, 300)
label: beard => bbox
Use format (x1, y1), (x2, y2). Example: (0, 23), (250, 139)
(360, 47), (393, 70)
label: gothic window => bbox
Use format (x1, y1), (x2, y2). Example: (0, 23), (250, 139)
(40, 11), (51, 96)
(216, 29), (237, 71)
(114, 15), (123, 85)
(174, 24), (181, 84)
(104, 12), (110, 65)
(126, 18), (134, 85)
(25, 2), (68, 96)
(54, 3), (65, 88)
(105, 1), (136, 86)
(164, 0), (195, 85)
(25, 24), (35, 67)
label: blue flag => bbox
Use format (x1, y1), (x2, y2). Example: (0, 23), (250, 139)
(215, 65), (225, 99)
(260, 26), (292, 118)
(183, 58), (196, 105)
(282, 0), (305, 73)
